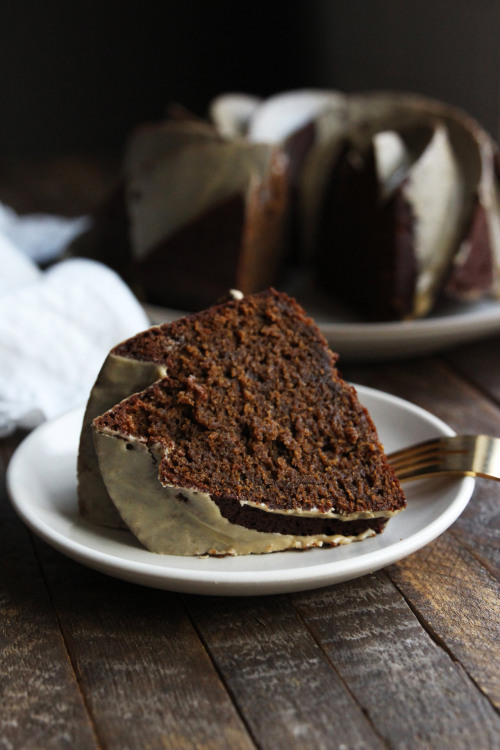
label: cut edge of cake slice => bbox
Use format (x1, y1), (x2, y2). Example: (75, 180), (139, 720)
(87, 289), (406, 556)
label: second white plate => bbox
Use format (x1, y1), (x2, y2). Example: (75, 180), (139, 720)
(7, 385), (474, 595)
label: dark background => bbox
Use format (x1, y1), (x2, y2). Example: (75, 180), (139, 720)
(1, 0), (499, 159)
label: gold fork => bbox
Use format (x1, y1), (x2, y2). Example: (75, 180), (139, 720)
(388, 434), (500, 482)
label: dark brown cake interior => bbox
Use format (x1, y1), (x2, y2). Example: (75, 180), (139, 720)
(98, 290), (405, 521)
(131, 193), (246, 310)
(316, 142), (417, 321)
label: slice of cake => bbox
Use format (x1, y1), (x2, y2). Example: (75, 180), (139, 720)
(83, 289), (406, 556)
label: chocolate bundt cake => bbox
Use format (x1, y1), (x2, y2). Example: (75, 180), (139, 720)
(69, 90), (500, 323)
(80, 289), (406, 556)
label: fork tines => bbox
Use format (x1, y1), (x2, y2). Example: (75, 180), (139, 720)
(388, 434), (500, 482)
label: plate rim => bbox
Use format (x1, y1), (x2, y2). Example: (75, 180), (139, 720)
(7, 384), (475, 595)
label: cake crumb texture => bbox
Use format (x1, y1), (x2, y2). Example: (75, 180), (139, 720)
(97, 289), (405, 518)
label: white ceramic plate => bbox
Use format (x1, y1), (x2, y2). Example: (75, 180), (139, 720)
(313, 298), (500, 361)
(317, 298), (500, 361)
(7, 385), (474, 596)
(289, 274), (500, 361)
(148, 294), (500, 363)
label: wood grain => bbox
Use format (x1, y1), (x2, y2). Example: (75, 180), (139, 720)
(343, 356), (500, 437)
(184, 593), (385, 750)
(292, 571), (500, 749)
(452, 479), (500, 580)
(388, 533), (500, 709)
(0, 522), (97, 750)
(444, 334), (500, 407)
(34, 542), (255, 750)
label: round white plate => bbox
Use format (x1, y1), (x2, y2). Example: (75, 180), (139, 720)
(287, 274), (500, 361)
(7, 385), (474, 596)
(148, 295), (500, 363)
(317, 298), (500, 361)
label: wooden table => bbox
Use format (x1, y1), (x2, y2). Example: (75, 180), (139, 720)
(1, 160), (500, 749)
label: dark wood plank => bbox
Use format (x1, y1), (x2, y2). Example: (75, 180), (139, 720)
(292, 571), (500, 749)
(341, 355), (500, 733)
(35, 542), (255, 750)
(183, 593), (386, 750)
(343, 356), (500, 436)
(0, 520), (98, 750)
(451, 479), (500, 579)
(388, 533), (500, 710)
(444, 334), (500, 406)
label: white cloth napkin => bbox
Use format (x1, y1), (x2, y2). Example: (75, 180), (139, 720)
(0, 203), (149, 437)
(0, 201), (91, 265)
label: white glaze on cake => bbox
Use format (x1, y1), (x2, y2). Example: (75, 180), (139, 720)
(125, 122), (288, 263)
(403, 124), (465, 317)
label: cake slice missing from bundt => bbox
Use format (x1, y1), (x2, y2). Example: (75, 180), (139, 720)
(88, 289), (405, 556)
